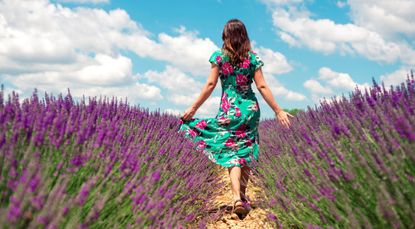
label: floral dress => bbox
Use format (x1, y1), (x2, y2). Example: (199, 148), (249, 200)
(178, 49), (264, 168)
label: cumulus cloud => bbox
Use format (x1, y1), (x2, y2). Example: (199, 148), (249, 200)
(143, 65), (203, 93)
(255, 46), (292, 75)
(0, 0), (220, 108)
(250, 43), (305, 102)
(303, 79), (333, 94)
(380, 67), (413, 88)
(317, 67), (368, 91)
(0, 0), (304, 115)
(303, 67), (370, 104)
(336, 1), (347, 8)
(348, 0), (415, 40)
(137, 27), (219, 76)
(58, 0), (109, 4)
(163, 108), (182, 116)
(141, 65), (221, 117)
(196, 96), (221, 117)
(252, 74), (306, 102)
(262, 0), (415, 66)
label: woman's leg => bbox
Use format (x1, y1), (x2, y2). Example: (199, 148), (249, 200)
(228, 166), (243, 206)
(240, 166), (251, 196)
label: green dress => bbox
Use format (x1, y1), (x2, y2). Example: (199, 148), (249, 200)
(178, 49), (264, 168)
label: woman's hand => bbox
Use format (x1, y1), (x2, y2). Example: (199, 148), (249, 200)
(275, 110), (294, 128)
(181, 106), (197, 121)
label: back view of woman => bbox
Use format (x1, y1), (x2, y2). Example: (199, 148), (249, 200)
(179, 19), (293, 217)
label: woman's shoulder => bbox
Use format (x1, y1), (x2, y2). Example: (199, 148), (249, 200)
(209, 49), (225, 65)
(248, 50), (258, 57)
(248, 50), (264, 69)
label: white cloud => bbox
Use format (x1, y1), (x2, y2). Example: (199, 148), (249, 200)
(303, 79), (333, 94)
(143, 65), (203, 93)
(318, 67), (365, 90)
(253, 74), (306, 102)
(169, 94), (197, 106)
(128, 26), (219, 76)
(263, 1), (415, 66)
(380, 67), (413, 88)
(58, 0), (109, 4)
(0, 0), (220, 107)
(348, 0), (415, 39)
(249, 42), (304, 102)
(255, 46), (292, 75)
(336, 1), (346, 8)
(163, 108), (182, 116)
(141, 65), (223, 118)
(4, 71), (162, 103)
(0, 0), (218, 77)
(303, 67), (370, 104)
(259, 0), (303, 7)
(196, 96), (221, 117)
(0, 0), (304, 116)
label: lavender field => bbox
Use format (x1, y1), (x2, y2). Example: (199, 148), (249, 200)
(0, 72), (414, 228)
(0, 87), (225, 228)
(257, 73), (415, 228)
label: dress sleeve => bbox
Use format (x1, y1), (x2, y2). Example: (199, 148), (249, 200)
(251, 51), (264, 70)
(209, 50), (222, 66)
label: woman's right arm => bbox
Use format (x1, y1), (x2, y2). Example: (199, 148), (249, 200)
(253, 68), (293, 128)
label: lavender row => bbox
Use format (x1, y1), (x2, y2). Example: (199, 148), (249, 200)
(254, 73), (415, 228)
(0, 88), (225, 228)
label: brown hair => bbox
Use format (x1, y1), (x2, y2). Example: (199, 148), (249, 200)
(222, 19), (252, 66)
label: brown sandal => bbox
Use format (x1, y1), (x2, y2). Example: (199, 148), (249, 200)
(232, 199), (248, 214)
(241, 195), (252, 210)
(241, 193), (251, 205)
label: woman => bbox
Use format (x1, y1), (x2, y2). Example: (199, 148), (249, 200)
(178, 19), (293, 216)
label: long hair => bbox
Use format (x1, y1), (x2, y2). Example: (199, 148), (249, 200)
(221, 19), (252, 66)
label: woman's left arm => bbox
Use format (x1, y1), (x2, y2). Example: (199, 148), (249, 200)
(181, 64), (220, 121)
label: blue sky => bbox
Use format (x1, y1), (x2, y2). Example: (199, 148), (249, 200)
(0, 0), (414, 119)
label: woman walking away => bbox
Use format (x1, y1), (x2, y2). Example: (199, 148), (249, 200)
(178, 18), (293, 217)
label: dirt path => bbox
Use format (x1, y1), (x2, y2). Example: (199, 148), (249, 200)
(203, 165), (278, 229)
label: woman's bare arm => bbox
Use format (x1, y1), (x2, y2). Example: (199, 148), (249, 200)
(253, 68), (283, 114)
(181, 64), (219, 121)
(190, 64), (220, 109)
(253, 67), (293, 127)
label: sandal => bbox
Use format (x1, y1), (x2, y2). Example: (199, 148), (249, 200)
(241, 194), (252, 206)
(232, 199), (248, 215)
(241, 197), (252, 211)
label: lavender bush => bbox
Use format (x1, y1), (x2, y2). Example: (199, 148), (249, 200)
(256, 73), (415, 228)
(0, 87), (225, 228)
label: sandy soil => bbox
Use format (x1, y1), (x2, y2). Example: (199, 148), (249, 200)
(201, 165), (279, 229)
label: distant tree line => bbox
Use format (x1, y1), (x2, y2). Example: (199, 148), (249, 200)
(283, 108), (304, 116)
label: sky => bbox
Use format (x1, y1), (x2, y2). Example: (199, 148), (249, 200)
(0, 0), (414, 120)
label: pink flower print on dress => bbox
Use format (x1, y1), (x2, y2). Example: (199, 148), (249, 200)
(228, 158), (239, 165)
(239, 58), (250, 68)
(236, 74), (248, 86)
(248, 101), (259, 111)
(235, 107), (241, 117)
(224, 138), (234, 147)
(238, 158), (247, 166)
(221, 62), (234, 75)
(197, 140), (206, 149)
(245, 138), (253, 147)
(188, 129), (197, 137)
(195, 120), (207, 129)
(221, 93), (230, 113)
(218, 116), (231, 125)
(225, 138), (240, 151)
(236, 124), (247, 138)
(216, 55), (222, 64)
